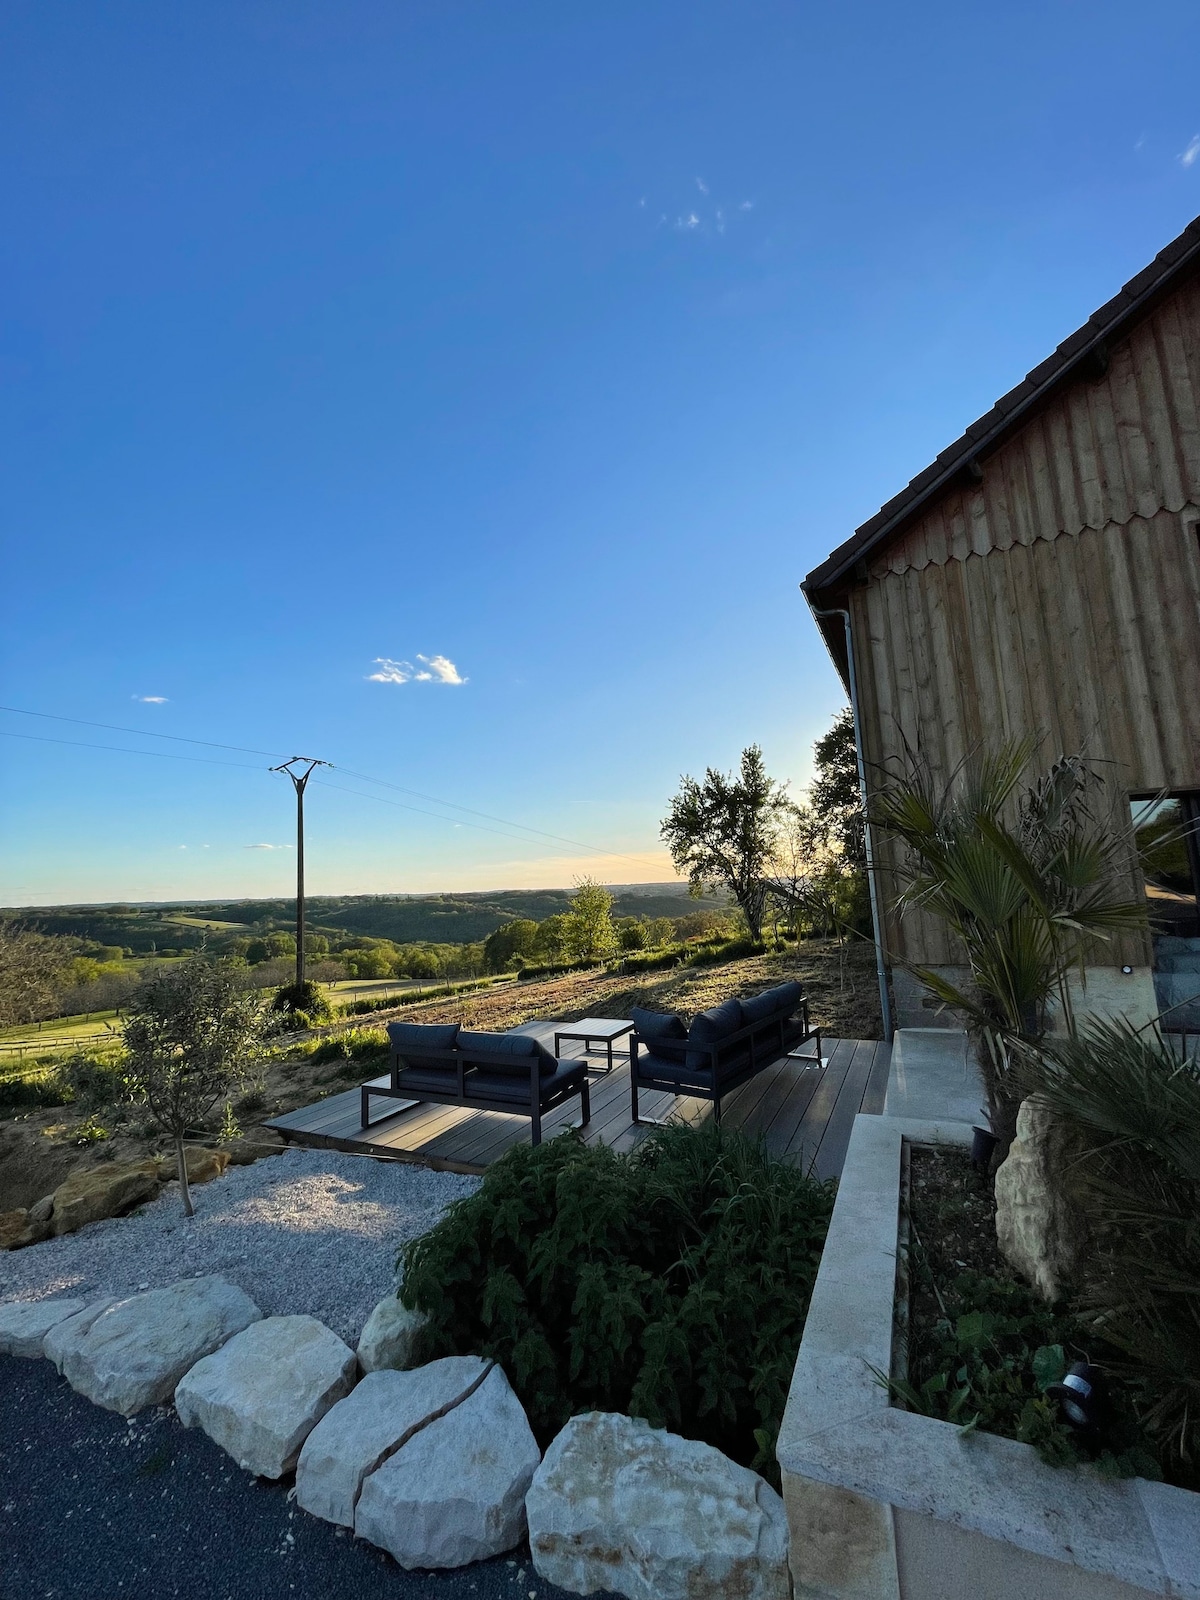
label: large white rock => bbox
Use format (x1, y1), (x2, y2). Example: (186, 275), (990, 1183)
(356, 1293), (428, 1373)
(296, 1356), (490, 1527)
(175, 1314), (356, 1479)
(995, 1095), (1090, 1302)
(355, 1363), (540, 1568)
(526, 1412), (790, 1600)
(0, 1297), (88, 1359)
(57, 1276), (261, 1416)
(43, 1298), (118, 1372)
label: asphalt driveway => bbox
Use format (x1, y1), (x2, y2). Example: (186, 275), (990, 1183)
(0, 1356), (606, 1600)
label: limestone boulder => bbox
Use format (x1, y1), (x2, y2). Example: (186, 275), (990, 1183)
(296, 1356), (490, 1527)
(225, 1128), (286, 1166)
(0, 1297), (88, 1358)
(526, 1411), (790, 1600)
(52, 1159), (162, 1236)
(180, 1147), (231, 1185)
(994, 1095), (1091, 1302)
(28, 1195), (55, 1224)
(44, 1298), (118, 1371)
(175, 1315), (356, 1479)
(0, 1208), (52, 1250)
(355, 1363), (540, 1568)
(356, 1293), (428, 1373)
(58, 1275), (261, 1415)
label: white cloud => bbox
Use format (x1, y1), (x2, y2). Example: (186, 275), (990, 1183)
(1180, 135), (1200, 168)
(739, 200), (754, 211)
(367, 654), (466, 685)
(244, 842), (291, 850)
(132, 695), (168, 703)
(677, 212), (701, 231)
(695, 177), (709, 195)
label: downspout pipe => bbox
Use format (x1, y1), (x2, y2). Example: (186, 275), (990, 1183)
(807, 601), (895, 1042)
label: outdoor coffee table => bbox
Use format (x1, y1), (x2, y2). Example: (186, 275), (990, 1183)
(552, 1017), (635, 1076)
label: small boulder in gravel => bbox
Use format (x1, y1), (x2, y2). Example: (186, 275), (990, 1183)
(296, 1356), (490, 1527)
(28, 1195), (55, 1224)
(175, 1314), (356, 1478)
(52, 1160), (162, 1236)
(355, 1363), (539, 1568)
(0, 1297), (88, 1358)
(526, 1411), (790, 1600)
(58, 1275), (261, 1416)
(356, 1293), (428, 1373)
(0, 1209), (51, 1251)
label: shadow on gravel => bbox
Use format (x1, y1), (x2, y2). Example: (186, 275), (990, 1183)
(0, 1356), (614, 1600)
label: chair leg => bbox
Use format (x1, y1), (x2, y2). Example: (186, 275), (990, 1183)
(360, 1086), (369, 1129)
(580, 1080), (591, 1126)
(712, 1090), (722, 1126)
(531, 1104), (542, 1147)
(630, 1074), (640, 1126)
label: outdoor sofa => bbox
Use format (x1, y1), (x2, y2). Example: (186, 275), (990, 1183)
(628, 980), (820, 1124)
(362, 1022), (591, 1147)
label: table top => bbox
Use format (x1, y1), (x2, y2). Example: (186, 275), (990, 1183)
(553, 1017), (635, 1040)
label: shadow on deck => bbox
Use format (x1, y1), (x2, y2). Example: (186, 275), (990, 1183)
(266, 1021), (891, 1182)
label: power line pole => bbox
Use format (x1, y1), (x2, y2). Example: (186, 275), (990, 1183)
(270, 757), (331, 988)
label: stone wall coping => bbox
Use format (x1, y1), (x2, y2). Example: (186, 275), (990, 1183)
(776, 1113), (1200, 1600)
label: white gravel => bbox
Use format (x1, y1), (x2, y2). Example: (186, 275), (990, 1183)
(0, 1148), (480, 1347)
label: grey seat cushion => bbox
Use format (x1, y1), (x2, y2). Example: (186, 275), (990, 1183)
(637, 1048), (751, 1089)
(457, 1030), (559, 1077)
(387, 1021), (460, 1073)
(391, 1065), (462, 1095)
(468, 1061), (587, 1104)
(739, 981), (803, 1027)
(686, 997), (745, 1070)
(630, 1006), (689, 1065)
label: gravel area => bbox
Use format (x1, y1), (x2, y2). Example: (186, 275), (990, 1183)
(0, 1148), (480, 1346)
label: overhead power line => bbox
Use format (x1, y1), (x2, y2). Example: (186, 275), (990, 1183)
(0, 704), (284, 759)
(0, 729), (266, 771)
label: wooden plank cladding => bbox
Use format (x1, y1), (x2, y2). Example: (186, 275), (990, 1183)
(867, 278), (1200, 578)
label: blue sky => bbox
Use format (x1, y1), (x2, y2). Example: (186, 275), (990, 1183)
(3, 1), (1200, 906)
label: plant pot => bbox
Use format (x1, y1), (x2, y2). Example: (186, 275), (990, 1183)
(971, 1125), (999, 1170)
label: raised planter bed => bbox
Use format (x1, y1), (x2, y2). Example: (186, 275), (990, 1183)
(775, 1113), (1200, 1600)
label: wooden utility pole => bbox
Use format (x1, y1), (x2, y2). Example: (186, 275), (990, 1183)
(270, 757), (331, 988)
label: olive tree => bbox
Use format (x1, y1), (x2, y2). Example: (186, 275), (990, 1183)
(566, 878), (617, 961)
(661, 745), (790, 940)
(0, 922), (74, 1026)
(123, 956), (265, 1216)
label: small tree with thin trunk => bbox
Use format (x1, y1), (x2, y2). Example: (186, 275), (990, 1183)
(661, 745), (790, 941)
(566, 878), (618, 961)
(123, 955), (265, 1216)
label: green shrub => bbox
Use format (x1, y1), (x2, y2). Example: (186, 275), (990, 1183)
(515, 957), (604, 982)
(60, 1049), (129, 1110)
(399, 1123), (834, 1481)
(271, 980), (332, 1021)
(306, 1027), (389, 1071)
(0, 1058), (71, 1109)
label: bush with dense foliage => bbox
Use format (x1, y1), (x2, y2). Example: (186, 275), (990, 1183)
(399, 1123), (834, 1481)
(270, 980), (332, 1023)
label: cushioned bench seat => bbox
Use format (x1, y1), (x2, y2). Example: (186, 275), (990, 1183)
(629, 981), (820, 1124)
(362, 1022), (591, 1147)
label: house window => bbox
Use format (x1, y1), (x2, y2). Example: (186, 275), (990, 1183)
(1130, 793), (1200, 939)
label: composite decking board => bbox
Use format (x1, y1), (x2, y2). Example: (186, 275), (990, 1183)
(780, 1040), (859, 1164)
(858, 1040), (893, 1116)
(810, 1040), (880, 1182)
(265, 1036), (884, 1180)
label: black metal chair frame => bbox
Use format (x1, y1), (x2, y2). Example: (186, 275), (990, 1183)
(361, 1042), (591, 1147)
(629, 999), (821, 1126)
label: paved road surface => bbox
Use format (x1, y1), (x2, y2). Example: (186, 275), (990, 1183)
(0, 1356), (605, 1600)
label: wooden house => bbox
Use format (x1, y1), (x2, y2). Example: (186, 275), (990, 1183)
(803, 215), (1200, 1034)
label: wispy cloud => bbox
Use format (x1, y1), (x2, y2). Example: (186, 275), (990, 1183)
(1180, 135), (1200, 168)
(244, 842), (293, 850)
(739, 200), (754, 211)
(132, 695), (168, 704)
(367, 654), (466, 686)
(695, 177), (709, 195)
(676, 212), (701, 231)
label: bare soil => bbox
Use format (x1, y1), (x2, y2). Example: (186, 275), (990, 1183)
(0, 938), (880, 1214)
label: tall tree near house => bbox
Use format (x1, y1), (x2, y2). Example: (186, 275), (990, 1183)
(566, 878), (618, 961)
(661, 746), (790, 941)
(809, 707), (866, 870)
(123, 954), (265, 1217)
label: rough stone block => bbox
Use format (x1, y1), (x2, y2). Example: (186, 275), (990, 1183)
(994, 1096), (1090, 1301)
(175, 1314), (356, 1478)
(356, 1293), (428, 1373)
(296, 1356), (490, 1527)
(0, 1297), (89, 1358)
(527, 1411), (790, 1600)
(355, 1363), (539, 1568)
(52, 1160), (162, 1236)
(58, 1275), (261, 1415)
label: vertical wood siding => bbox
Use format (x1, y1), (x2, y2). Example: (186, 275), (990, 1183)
(847, 276), (1200, 967)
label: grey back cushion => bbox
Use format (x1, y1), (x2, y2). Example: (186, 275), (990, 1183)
(739, 981), (803, 1027)
(457, 1030), (559, 1077)
(685, 998), (745, 1070)
(387, 1021), (460, 1073)
(630, 1007), (686, 1043)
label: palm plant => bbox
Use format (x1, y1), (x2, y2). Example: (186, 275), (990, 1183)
(871, 742), (1147, 1151)
(1027, 1019), (1200, 1487)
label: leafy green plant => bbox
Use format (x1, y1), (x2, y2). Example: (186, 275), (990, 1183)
(72, 1113), (111, 1146)
(1027, 1019), (1200, 1487)
(59, 1048), (130, 1110)
(0, 1057), (72, 1108)
(399, 1122), (834, 1483)
(271, 980), (331, 1022)
(871, 744), (1146, 1151)
(303, 1027), (389, 1072)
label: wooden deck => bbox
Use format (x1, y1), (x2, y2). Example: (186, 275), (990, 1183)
(266, 1022), (892, 1181)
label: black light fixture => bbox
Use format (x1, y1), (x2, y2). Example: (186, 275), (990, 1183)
(1046, 1362), (1106, 1433)
(1121, 964), (1135, 975)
